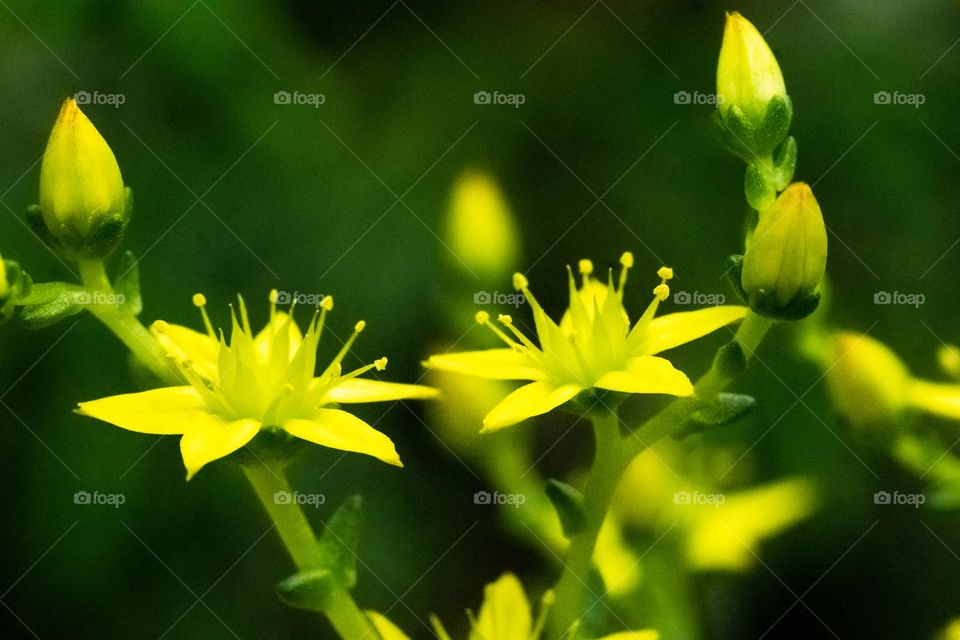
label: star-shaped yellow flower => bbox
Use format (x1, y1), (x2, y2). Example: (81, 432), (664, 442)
(78, 292), (437, 479)
(368, 573), (659, 640)
(426, 253), (747, 431)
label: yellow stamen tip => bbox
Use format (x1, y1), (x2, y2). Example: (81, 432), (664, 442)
(354, 320), (366, 333)
(151, 320), (169, 334)
(375, 357), (388, 371)
(578, 259), (594, 275)
(657, 266), (674, 281)
(498, 314), (513, 325)
(268, 289), (279, 304)
(320, 295), (334, 311)
(475, 311), (490, 324)
(512, 272), (529, 291)
(192, 293), (207, 307)
(653, 283), (670, 301)
(620, 252), (634, 268)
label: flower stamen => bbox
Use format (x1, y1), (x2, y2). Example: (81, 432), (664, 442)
(192, 293), (216, 338)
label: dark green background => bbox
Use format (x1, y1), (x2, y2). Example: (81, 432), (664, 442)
(1, 1), (959, 638)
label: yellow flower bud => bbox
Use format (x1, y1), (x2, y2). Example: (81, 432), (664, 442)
(38, 98), (129, 259)
(824, 332), (911, 427)
(717, 12), (787, 123)
(741, 183), (826, 316)
(446, 172), (519, 279)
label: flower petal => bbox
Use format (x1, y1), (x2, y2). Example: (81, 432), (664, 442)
(637, 306), (747, 356)
(595, 356), (694, 396)
(908, 380), (960, 420)
(481, 381), (582, 432)
(180, 415), (261, 480)
(152, 322), (219, 380)
(426, 348), (544, 381)
(325, 378), (439, 403)
(253, 311), (303, 363)
(366, 612), (411, 640)
(599, 632), (660, 640)
(284, 409), (402, 466)
(77, 386), (207, 435)
(473, 573), (532, 640)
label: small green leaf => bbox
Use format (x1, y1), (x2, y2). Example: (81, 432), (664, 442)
(545, 479), (587, 537)
(316, 495), (364, 589)
(276, 569), (338, 611)
(114, 251), (142, 316)
(19, 284), (86, 329)
(674, 393), (756, 440)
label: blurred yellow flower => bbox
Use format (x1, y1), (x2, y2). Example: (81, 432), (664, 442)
(370, 573), (659, 640)
(447, 171), (520, 280)
(682, 478), (817, 571)
(825, 332), (960, 427)
(426, 254), (747, 431)
(78, 292), (437, 478)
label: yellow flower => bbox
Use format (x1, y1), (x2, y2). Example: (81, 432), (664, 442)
(426, 253), (747, 431)
(717, 12), (786, 123)
(369, 573), (659, 640)
(682, 478), (818, 572)
(825, 332), (960, 427)
(447, 171), (520, 280)
(78, 292), (437, 479)
(39, 98), (129, 259)
(938, 618), (960, 640)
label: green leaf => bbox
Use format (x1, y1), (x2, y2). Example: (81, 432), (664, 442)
(744, 164), (776, 212)
(114, 251), (143, 316)
(316, 495), (364, 589)
(19, 284), (86, 329)
(545, 479), (587, 537)
(276, 569), (338, 612)
(674, 393), (757, 440)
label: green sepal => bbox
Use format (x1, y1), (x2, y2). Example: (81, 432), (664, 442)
(114, 251), (142, 316)
(545, 479), (587, 537)
(755, 95), (793, 153)
(725, 254), (747, 303)
(713, 341), (747, 379)
(748, 288), (821, 321)
(19, 283), (87, 329)
(673, 393), (757, 440)
(715, 106), (757, 163)
(276, 569), (339, 612)
(772, 136), (798, 189)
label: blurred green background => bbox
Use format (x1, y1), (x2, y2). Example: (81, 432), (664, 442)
(1, 1), (960, 638)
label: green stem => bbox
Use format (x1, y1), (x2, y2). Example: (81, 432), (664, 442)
(242, 463), (380, 640)
(77, 259), (182, 386)
(548, 411), (628, 638)
(546, 312), (773, 638)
